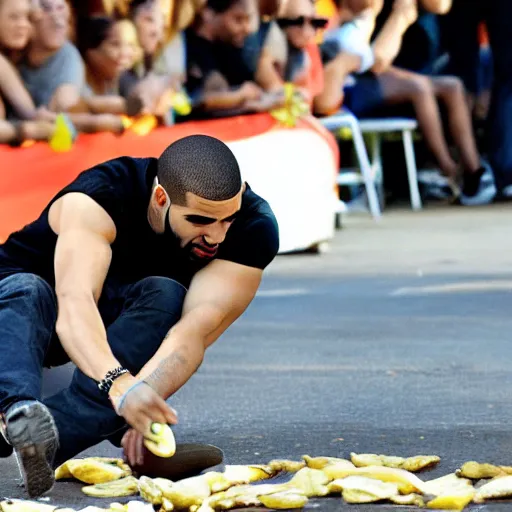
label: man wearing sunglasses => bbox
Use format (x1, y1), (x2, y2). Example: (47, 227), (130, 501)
(0, 134), (279, 498)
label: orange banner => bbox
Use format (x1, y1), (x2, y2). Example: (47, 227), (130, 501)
(0, 113), (339, 242)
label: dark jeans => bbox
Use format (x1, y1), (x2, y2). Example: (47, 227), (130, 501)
(442, 0), (512, 190)
(0, 272), (186, 467)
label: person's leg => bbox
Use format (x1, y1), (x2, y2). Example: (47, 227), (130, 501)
(431, 76), (481, 172)
(486, 0), (512, 194)
(0, 273), (60, 497)
(44, 276), (186, 467)
(377, 67), (459, 180)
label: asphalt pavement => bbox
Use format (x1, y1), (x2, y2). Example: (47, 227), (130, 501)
(1, 203), (512, 511)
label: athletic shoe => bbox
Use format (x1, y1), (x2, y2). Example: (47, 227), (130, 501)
(459, 165), (496, 206)
(5, 401), (59, 498)
(0, 414), (14, 458)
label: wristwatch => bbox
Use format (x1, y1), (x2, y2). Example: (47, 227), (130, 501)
(98, 367), (130, 394)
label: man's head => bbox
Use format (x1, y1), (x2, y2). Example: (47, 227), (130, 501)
(201, 0), (255, 47)
(30, 0), (71, 52)
(277, 0), (327, 49)
(152, 135), (243, 261)
(129, 0), (165, 56)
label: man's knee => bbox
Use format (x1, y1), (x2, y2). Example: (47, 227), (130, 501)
(129, 276), (186, 314)
(0, 273), (56, 314)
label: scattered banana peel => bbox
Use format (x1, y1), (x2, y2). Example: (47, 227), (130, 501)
(144, 423), (176, 458)
(351, 453), (440, 472)
(457, 460), (512, 479)
(474, 475), (512, 503)
(82, 476), (140, 498)
(303, 455), (354, 470)
(55, 458), (132, 484)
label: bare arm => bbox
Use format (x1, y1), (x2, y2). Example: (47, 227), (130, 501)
(48, 84), (82, 112)
(85, 95), (127, 115)
(0, 53), (38, 120)
(48, 192), (122, 381)
(255, 48), (284, 92)
(137, 260), (263, 398)
(419, 0), (452, 13)
(371, 0), (418, 73)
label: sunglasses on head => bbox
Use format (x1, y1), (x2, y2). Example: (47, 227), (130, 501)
(277, 16), (329, 29)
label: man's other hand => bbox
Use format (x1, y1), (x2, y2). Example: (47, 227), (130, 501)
(109, 376), (178, 437)
(121, 428), (146, 467)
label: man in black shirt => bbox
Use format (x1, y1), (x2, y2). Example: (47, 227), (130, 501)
(0, 135), (279, 497)
(183, 0), (285, 118)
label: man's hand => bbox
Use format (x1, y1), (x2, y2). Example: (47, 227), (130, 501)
(121, 428), (146, 467)
(392, 0), (418, 25)
(238, 82), (264, 103)
(109, 374), (178, 437)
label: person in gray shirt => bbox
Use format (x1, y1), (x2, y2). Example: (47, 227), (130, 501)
(20, 0), (85, 112)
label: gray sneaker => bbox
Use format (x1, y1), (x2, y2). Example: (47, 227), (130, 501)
(5, 401), (59, 498)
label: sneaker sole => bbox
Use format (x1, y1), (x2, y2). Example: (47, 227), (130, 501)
(6, 403), (58, 498)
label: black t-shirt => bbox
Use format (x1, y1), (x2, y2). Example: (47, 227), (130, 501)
(184, 29), (257, 102)
(0, 157), (280, 289)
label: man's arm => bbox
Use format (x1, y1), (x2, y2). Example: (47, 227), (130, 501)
(137, 259), (263, 397)
(49, 192), (121, 381)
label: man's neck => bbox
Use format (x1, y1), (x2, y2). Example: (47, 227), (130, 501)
(27, 43), (60, 67)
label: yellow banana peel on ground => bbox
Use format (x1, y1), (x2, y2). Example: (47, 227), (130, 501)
(303, 455), (354, 470)
(351, 453), (440, 472)
(81, 476), (139, 498)
(474, 475), (512, 503)
(457, 461), (512, 479)
(55, 458), (131, 484)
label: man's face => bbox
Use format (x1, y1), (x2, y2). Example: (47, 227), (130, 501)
(213, 0), (254, 48)
(133, 1), (165, 55)
(167, 190), (243, 261)
(33, 0), (70, 51)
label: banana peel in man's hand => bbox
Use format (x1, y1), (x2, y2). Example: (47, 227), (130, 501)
(144, 423), (176, 458)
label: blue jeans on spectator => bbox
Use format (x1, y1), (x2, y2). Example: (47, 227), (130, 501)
(0, 272), (186, 467)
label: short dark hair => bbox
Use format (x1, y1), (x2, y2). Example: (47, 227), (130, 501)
(206, 0), (245, 14)
(157, 135), (242, 206)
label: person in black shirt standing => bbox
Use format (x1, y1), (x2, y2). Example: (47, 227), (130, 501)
(0, 134), (279, 498)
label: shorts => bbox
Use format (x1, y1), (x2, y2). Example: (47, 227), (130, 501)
(343, 73), (386, 118)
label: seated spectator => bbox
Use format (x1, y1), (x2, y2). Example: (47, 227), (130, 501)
(326, 0), (494, 205)
(0, 0), (55, 144)
(183, 0), (285, 119)
(20, 0), (85, 112)
(274, 0), (362, 116)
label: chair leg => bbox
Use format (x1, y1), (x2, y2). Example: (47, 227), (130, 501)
(348, 118), (382, 220)
(402, 129), (422, 210)
(370, 133), (385, 210)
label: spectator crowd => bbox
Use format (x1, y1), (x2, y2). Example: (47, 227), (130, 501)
(1, 0), (511, 205)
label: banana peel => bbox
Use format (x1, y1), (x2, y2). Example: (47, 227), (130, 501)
(160, 498), (174, 512)
(390, 493), (426, 506)
(82, 476), (140, 497)
(160, 475), (211, 509)
(351, 452), (440, 472)
(328, 476), (400, 503)
(144, 423), (176, 458)
(474, 475), (512, 503)
(55, 457), (131, 484)
(139, 476), (163, 505)
(268, 459), (306, 473)
(457, 461), (512, 479)
(423, 473), (474, 496)
(303, 455), (354, 470)
(426, 492), (475, 511)
(222, 464), (273, 484)
(0, 500), (56, 512)
(259, 491), (309, 509)
(322, 463), (429, 494)
(284, 467), (330, 497)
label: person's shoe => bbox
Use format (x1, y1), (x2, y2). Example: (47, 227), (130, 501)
(459, 165), (496, 206)
(0, 414), (14, 458)
(5, 401), (59, 498)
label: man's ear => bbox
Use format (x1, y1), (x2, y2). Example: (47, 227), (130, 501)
(155, 185), (169, 208)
